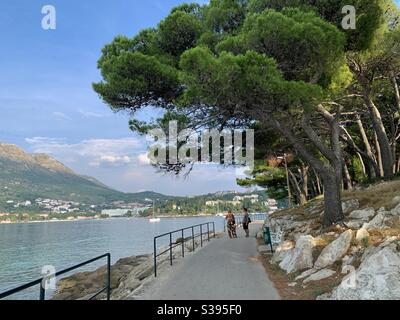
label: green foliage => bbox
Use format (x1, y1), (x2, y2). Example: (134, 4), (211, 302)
(158, 10), (204, 56)
(94, 51), (180, 111)
(242, 8), (345, 83)
(179, 47), (322, 114)
(205, 0), (248, 33)
(247, 0), (389, 51)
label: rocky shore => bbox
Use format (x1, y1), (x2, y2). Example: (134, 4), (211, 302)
(261, 180), (400, 300)
(52, 235), (218, 300)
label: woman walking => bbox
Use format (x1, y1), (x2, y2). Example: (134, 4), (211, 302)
(225, 210), (237, 239)
(242, 208), (251, 238)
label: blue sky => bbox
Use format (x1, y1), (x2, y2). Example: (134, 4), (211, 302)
(0, 0), (249, 195)
(0, 1), (398, 195)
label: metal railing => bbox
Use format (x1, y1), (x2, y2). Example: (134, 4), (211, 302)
(0, 253), (111, 300)
(153, 222), (215, 277)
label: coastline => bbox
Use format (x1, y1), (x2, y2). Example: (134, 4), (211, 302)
(52, 232), (223, 300)
(0, 213), (218, 225)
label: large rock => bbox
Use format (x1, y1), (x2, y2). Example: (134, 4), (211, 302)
(346, 220), (364, 229)
(303, 268), (336, 283)
(363, 211), (386, 230)
(314, 230), (353, 269)
(392, 196), (400, 206)
(349, 208), (375, 221)
(389, 203), (400, 216)
(271, 240), (295, 264)
(279, 235), (315, 273)
(328, 245), (400, 300)
(295, 268), (318, 281)
(342, 199), (360, 215)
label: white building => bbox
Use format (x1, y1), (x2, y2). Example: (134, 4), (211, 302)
(101, 209), (130, 217)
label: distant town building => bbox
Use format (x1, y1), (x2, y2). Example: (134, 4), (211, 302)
(101, 209), (130, 217)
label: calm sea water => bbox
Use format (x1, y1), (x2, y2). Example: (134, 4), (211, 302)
(0, 216), (225, 300)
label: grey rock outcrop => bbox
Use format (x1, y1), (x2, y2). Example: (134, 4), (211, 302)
(314, 230), (353, 269)
(349, 208), (375, 221)
(303, 268), (336, 283)
(327, 244), (400, 300)
(279, 235), (315, 273)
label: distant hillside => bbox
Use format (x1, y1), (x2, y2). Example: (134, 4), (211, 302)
(0, 143), (152, 206)
(0, 142), (272, 215)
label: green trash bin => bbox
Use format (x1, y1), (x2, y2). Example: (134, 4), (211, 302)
(263, 226), (274, 253)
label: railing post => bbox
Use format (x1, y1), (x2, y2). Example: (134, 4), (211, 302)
(181, 229), (185, 258)
(154, 237), (157, 277)
(169, 233), (173, 266)
(213, 222), (215, 238)
(39, 282), (45, 301)
(207, 223), (210, 242)
(192, 226), (195, 252)
(106, 253), (111, 300)
(200, 225), (203, 247)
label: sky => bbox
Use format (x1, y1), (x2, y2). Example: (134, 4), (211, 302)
(0, 1), (398, 195)
(0, 0), (250, 196)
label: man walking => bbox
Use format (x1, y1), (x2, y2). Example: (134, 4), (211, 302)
(242, 208), (251, 238)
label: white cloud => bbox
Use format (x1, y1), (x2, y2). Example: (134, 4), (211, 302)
(137, 153), (151, 165)
(53, 112), (71, 121)
(26, 136), (143, 168)
(78, 108), (107, 118)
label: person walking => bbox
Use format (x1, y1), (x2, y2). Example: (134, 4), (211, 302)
(242, 208), (251, 238)
(225, 210), (237, 239)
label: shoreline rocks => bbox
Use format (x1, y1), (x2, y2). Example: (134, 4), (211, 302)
(264, 193), (400, 300)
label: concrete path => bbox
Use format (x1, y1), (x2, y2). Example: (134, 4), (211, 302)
(144, 223), (280, 300)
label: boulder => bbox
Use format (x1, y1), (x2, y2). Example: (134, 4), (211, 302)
(392, 196), (400, 206)
(349, 208), (375, 221)
(279, 235), (315, 273)
(295, 268), (318, 281)
(314, 230), (353, 269)
(389, 203), (400, 216)
(363, 211), (386, 230)
(346, 220), (364, 229)
(342, 199), (360, 215)
(328, 245), (400, 300)
(303, 268), (336, 283)
(341, 255), (355, 266)
(271, 240), (295, 264)
(356, 228), (370, 244)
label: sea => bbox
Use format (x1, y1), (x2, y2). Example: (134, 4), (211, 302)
(0, 216), (226, 300)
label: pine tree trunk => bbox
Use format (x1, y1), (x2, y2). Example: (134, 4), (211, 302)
(366, 98), (394, 179)
(343, 160), (353, 190)
(321, 171), (344, 227)
(374, 132), (384, 177)
(356, 115), (379, 178)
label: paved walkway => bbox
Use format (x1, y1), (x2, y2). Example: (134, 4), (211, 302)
(145, 224), (280, 300)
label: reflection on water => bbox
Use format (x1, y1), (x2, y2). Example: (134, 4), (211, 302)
(0, 216), (224, 300)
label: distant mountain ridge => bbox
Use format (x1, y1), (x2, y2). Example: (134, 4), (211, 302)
(0, 142), (171, 205)
(0, 142), (266, 214)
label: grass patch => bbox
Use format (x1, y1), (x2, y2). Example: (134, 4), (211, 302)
(342, 179), (400, 211)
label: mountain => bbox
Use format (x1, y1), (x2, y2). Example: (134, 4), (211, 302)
(0, 142), (271, 215)
(0, 143), (146, 205)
